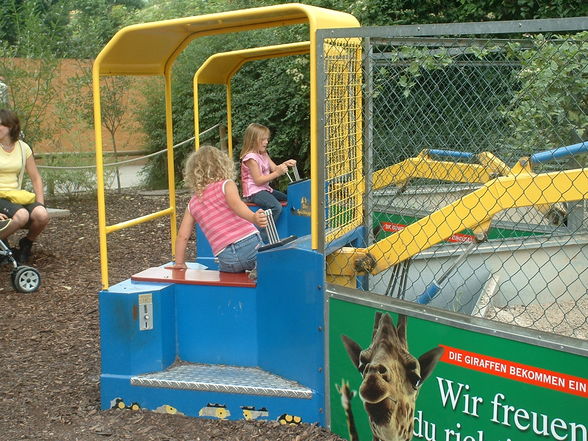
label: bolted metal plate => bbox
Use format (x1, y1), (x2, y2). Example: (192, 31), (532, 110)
(131, 363), (313, 399)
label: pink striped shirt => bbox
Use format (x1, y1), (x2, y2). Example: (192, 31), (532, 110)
(241, 152), (273, 197)
(189, 180), (258, 255)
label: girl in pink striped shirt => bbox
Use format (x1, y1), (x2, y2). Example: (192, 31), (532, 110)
(171, 146), (267, 273)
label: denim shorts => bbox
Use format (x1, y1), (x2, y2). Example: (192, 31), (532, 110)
(216, 233), (261, 273)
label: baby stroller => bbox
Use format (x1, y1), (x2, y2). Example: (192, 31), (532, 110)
(0, 219), (41, 293)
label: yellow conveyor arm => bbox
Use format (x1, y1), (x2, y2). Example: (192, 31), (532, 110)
(327, 168), (588, 280)
(372, 150), (508, 190)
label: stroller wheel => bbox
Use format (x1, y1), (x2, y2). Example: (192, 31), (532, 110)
(11, 266), (41, 293)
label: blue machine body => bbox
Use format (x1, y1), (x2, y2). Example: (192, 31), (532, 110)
(99, 179), (326, 424)
(100, 279), (176, 376)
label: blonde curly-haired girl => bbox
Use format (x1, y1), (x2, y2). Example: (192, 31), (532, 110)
(171, 145), (267, 273)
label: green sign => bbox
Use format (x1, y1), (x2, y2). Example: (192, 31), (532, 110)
(373, 211), (543, 243)
(329, 298), (587, 441)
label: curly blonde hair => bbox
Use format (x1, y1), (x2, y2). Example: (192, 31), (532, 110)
(183, 145), (235, 196)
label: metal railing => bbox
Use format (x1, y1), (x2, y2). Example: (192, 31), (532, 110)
(318, 18), (588, 340)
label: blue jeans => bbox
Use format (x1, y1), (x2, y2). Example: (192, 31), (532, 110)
(216, 233), (261, 272)
(247, 190), (287, 222)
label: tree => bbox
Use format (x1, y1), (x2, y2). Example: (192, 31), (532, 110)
(134, 0), (315, 189)
(62, 0), (142, 58)
(501, 32), (588, 164)
(0, 0), (70, 55)
(336, 0), (588, 26)
(133, 0), (588, 189)
(0, 0), (143, 194)
(60, 68), (135, 191)
(0, 1), (60, 144)
(0, 0), (143, 58)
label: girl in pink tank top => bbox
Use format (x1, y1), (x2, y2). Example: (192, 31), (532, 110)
(239, 123), (296, 225)
(170, 146), (267, 273)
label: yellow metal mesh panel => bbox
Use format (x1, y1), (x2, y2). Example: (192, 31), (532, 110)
(323, 38), (363, 244)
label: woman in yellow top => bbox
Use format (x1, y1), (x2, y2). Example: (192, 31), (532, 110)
(0, 109), (49, 263)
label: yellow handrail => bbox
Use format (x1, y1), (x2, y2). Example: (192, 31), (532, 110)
(105, 208), (174, 234)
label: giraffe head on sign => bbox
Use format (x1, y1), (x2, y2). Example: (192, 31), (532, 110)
(341, 312), (444, 441)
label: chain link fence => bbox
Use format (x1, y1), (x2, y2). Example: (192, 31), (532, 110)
(319, 19), (588, 340)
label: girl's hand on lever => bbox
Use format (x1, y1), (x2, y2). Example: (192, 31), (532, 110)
(254, 209), (268, 228)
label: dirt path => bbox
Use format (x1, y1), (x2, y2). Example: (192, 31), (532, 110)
(0, 191), (344, 441)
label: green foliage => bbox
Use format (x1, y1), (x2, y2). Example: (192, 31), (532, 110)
(4, 0), (587, 192)
(368, 30), (587, 175)
(134, 1), (313, 189)
(38, 154), (113, 197)
(340, 0), (588, 26)
(0, 61), (59, 145)
(501, 32), (588, 160)
(64, 0), (141, 58)
(0, 0), (142, 58)
(0, 13), (59, 145)
(370, 44), (514, 170)
(133, 0), (588, 189)
(0, 0), (69, 56)
(0, 0), (143, 152)
(139, 0), (215, 20)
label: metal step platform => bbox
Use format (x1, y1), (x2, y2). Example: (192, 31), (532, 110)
(131, 363), (313, 399)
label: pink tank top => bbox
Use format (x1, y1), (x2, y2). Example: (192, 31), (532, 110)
(189, 180), (258, 255)
(241, 152), (273, 197)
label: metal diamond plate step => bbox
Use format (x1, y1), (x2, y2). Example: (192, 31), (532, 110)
(131, 363), (313, 399)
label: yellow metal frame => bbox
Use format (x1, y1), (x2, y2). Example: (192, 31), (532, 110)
(194, 42), (310, 157)
(372, 149), (507, 189)
(93, 3), (359, 289)
(372, 149), (565, 223)
(327, 166), (588, 283)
